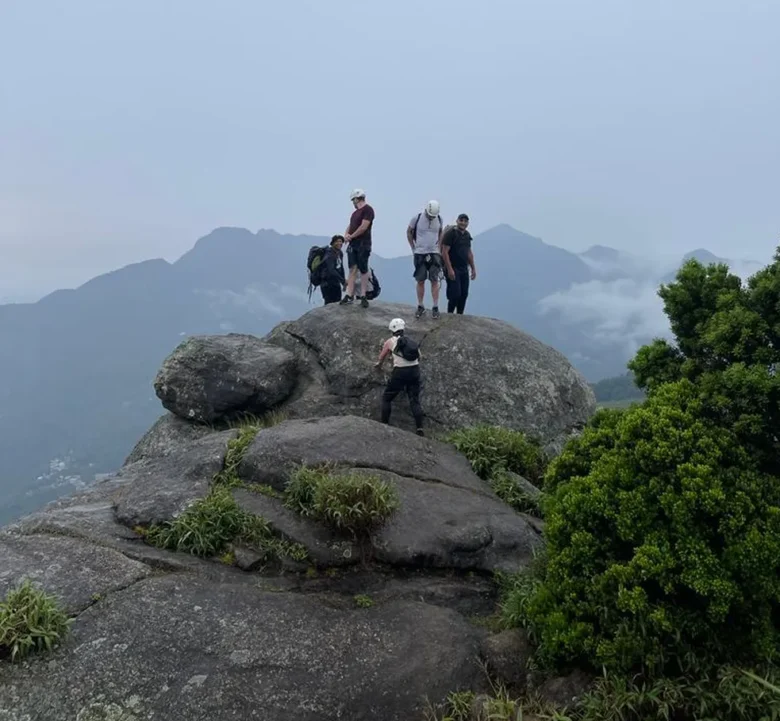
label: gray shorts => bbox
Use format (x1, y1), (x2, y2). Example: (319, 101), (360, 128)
(413, 253), (443, 282)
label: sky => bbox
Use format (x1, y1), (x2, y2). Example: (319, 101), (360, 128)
(1, 0), (779, 301)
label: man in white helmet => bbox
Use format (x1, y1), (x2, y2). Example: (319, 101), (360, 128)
(374, 317), (424, 435)
(407, 200), (444, 319)
(340, 188), (375, 308)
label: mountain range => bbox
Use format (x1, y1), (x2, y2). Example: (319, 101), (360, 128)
(0, 224), (763, 524)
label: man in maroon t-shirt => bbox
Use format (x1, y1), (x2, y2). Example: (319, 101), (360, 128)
(340, 188), (375, 308)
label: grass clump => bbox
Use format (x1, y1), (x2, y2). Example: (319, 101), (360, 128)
(353, 594), (374, 608)
(285, 465), (399, 538)
(489, 469), (541, 516)
(445, 425), (547, 485)
(145, 486), (306, 563)
(0, 580), (72, 662)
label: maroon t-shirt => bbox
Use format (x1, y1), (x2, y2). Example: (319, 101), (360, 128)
(348, 204), (375, 248)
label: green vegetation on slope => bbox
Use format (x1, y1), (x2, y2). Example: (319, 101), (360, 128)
(434, 251), (780, 720)
(141, 415), (306, 563)
(445, 425), (546, 516)
(0, 581), (71, 662)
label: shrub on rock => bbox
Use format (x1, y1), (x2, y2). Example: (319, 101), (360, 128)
(0, 580), (71, 662)
(285, 466), (399, 538)
(445, 425), (547, 484)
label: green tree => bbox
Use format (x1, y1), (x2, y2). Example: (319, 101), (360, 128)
(513, 251), (780, 677)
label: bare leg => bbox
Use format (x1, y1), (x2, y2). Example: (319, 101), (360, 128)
(431, 280), (440, 307)
(360, 271), (369, 298)
(416, 281), (425, 306)
(346, 266), (357, 297)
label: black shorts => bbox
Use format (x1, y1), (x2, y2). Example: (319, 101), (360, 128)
(413, 253), (442, 282)
(347, 242), (371, 274)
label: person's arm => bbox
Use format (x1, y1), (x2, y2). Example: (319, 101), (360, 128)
(441, 230), (455, 279)
(468, 248), (477, 280)
(406, 221), (415, 251)
(350, 219), (371, 240)
(437, 225), (443, 253)
(375, 337), (394, 367)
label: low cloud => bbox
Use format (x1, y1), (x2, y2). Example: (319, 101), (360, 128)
(538, 278), (671, 358)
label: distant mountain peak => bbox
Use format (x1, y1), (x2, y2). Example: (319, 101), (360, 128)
(581, 245), (622, 262)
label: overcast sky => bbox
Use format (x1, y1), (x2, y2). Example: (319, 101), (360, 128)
(2, 0), (779, 299)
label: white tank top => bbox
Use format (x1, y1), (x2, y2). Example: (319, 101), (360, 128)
(390, 335), (419, 368)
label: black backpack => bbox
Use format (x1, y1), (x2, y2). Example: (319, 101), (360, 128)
(365, 268), (381, 300)
(394, 334), (420, 362)
(411, 212), (443, 242)
(306, 245), (328, 300)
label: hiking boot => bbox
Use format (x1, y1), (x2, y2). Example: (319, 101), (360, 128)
(415, 428), (425, 437)
(360, 296), (369, 309)
(415, 305), (425, 319)
(339, 295), (353, 305)
(431, 306), (440, 319)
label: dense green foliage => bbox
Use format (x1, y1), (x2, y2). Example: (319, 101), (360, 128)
(144, 486), (306, 561)
(489, 252), (780, 719)
(0, 581), (71, 662)
(445, 425), (547, 484)
(590, 372), (645, 403)
(285, 466), (399, 537)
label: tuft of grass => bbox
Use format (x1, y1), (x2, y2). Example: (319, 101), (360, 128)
(0, 580), (72, 662)
(285, 465), (399, 538)
(144, 486), (306, 563)
(490, 469), (541, 517)
(218, 550), (236, 566)
(353, 594), (374, 608)
(214, 422), (262, 488)
(445, 425), (547, 485)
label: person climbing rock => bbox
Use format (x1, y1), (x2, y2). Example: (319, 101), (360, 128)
(374, 317), (424, 435)
(341, 188), (375, 308)
(441, 213), (476, 315)
(320, 235), (347, 305)
(407, 200), (443, 319)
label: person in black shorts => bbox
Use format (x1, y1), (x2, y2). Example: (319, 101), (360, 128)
(341, 188), (376, 309)
(441, 213), (477, 314)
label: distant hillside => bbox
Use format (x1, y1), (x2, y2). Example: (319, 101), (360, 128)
(0, 225), (759, 523)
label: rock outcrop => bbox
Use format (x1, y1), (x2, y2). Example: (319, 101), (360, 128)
(150, 302), (595, 455)
(0, 302), (595, 719)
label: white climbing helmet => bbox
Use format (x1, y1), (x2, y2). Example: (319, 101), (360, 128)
(425, 199), (440, 217)
(350, 188), (366, 201)
(388, 318), (405, 333)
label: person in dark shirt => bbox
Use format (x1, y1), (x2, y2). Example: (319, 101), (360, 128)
(321, 235), (346, 305)
(340, 188), (376, 309)
(441, 213), (477, 315)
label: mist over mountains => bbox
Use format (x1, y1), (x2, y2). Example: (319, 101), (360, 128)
(0, 224), (762, 524)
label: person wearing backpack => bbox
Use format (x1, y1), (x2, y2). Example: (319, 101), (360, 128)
(407, 200), (443, 319)
(374, 317), (424, 435)
(320, 235), (347, 304)
(441, 213), (477, 314)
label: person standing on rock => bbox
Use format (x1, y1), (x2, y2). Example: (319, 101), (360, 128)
(441, 213), (476, 315)
(407, 200), (444, 319)
(374, 317), (424, 436)
(320, 235), (347, 305)
(340, 188), (375, 309)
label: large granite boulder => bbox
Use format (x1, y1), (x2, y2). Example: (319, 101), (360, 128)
(264, 302), (594, 453)
(151, 303), (594, 454)
(154, 333), (297, 423)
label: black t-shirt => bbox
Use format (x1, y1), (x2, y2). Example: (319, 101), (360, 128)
(348, 204), (375, 248)
(442, 228), (472, 269)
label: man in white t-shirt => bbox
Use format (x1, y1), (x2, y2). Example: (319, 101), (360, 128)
(406, 200), (443, 319)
